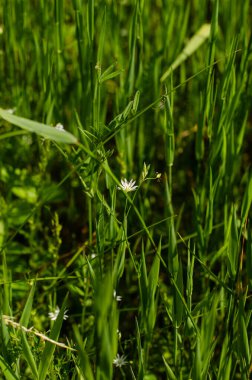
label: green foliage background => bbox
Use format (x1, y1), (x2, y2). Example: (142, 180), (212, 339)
(0, 0), (252, 379)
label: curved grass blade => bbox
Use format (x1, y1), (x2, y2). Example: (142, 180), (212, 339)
(0, 109), (78, 144)
(162, 356), (177, 380)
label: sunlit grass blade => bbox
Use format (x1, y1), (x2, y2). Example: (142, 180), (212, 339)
(161, 23), (211, 81)
(0, 109), (78, 144)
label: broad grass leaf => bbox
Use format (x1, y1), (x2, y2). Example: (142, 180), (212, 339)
(0, 109), (78, 144)
(161, 24), (211, 81)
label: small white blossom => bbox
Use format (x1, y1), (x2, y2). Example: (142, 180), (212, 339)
(113, 353), (127, 367)
(55, 123), (65, 132)
(48, 306), (68, 321)
(113, 290), (122, 302)
(6, 108), (15, 114)
(118, 178), (138, 193)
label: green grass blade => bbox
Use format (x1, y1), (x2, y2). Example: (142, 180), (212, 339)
(99, 69), (122, 84)
(161, 24), (211, 81)
(237, 296), (250, 372)
(246, 221), (252, 288)
(147, 239), (161, 335)
(38, 294), (69, 380)
(226, 205), (239, 279)
(20, 332), (39, 379)
(0, 355), (18, 380)
(19, 282), (36, 327)
(191, 336), (201, 380)
(19, 282), (38, 378)
(240, 169), (252, 233)
(0, 109), (78, 144)
(162, 356), (177, 380)
(72, 324), (94, 380)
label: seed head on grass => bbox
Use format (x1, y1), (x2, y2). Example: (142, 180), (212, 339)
(48, 306), (68, 321)
(118, 178), (138, 192)
(113, 353), (127, 367)
(140, 162), (150, 184)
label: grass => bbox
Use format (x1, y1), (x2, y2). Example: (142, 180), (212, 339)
(0, 0), (252, 379)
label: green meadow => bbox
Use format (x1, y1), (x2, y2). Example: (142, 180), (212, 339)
(0, 0), (252, 378)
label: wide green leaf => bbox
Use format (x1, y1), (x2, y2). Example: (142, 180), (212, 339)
(0, 109), (78, 144)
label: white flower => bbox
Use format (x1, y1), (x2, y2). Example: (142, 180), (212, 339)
(113, 290), (122, 302)
(48, 306), (68, 321)
(118, 178), (138, 192)
(113, 353), (127, 367)
(55, 123), (65, 132)
(6, 108), (15, 114)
